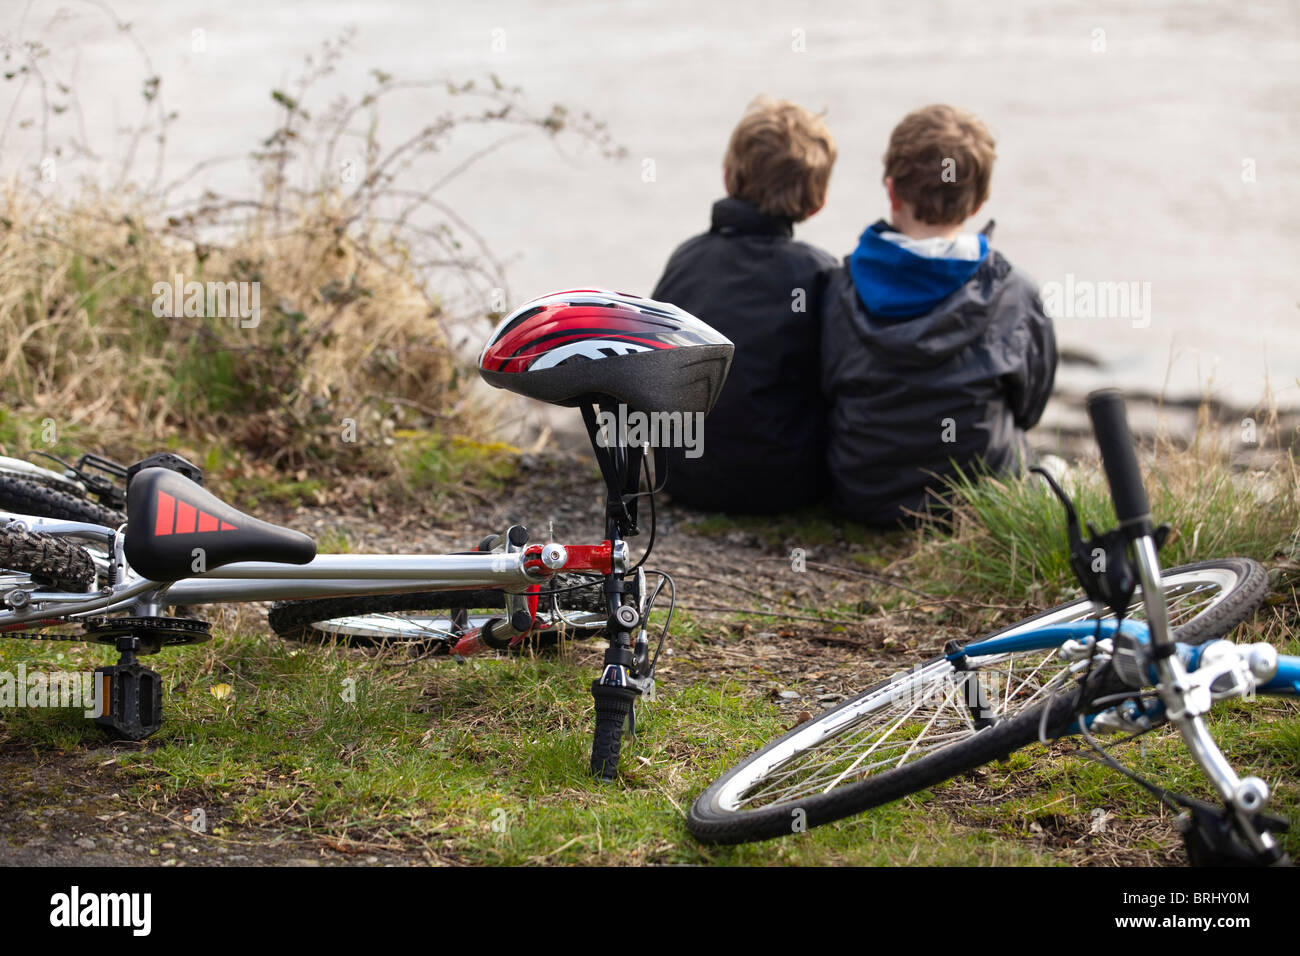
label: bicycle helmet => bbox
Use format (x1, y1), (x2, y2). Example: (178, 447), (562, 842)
(478, 290), (734, 415)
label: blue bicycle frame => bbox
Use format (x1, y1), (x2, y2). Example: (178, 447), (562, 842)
(954, 619), (1300, 704)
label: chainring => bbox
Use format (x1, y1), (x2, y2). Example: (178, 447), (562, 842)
(82, 616), (212, 653)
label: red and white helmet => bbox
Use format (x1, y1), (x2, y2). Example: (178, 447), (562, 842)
(478, 289), (733, 414)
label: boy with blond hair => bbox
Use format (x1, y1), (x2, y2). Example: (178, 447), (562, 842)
(821, 104), (1057, 526)
(652, 96), (837, 513)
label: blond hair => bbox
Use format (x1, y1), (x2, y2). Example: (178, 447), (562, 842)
(723, 96), (836, 222)
(883, 104), (996, 225)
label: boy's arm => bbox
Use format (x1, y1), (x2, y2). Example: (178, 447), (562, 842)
(1003, 287), (1057, 430)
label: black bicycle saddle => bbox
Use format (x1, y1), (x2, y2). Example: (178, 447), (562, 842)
(124, 468), (316, 582)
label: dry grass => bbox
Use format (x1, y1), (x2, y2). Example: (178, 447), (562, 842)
(0, 23), (624, 504)
(0, 186), (454, 465)
(907, 407), (1300, 611)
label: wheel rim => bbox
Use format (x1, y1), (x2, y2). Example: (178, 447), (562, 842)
(306, 609), (606, 643)
(714, 565), (1244, 813)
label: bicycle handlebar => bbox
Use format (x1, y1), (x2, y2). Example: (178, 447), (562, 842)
(1086, 389), (1153, 537)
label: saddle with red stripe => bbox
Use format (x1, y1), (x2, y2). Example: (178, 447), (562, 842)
(124, 468), (316, 582)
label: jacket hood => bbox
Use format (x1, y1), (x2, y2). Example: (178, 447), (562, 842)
(837, 230), (1014, 367)
(849, 220), (988, 320)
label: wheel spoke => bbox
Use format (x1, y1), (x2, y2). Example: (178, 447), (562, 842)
(724, 566), (1243, 813)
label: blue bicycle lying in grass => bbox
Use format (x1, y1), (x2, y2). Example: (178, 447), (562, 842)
(689, 390), (1296, 866)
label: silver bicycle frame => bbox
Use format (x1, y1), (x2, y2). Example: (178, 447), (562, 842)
(0, 510), (615, 627)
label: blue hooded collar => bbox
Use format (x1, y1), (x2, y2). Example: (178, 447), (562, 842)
(849, 220), (989, 321)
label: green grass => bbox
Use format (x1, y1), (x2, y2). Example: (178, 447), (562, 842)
(908, 450), (1300, 609)
(0, 629), (1060, 865)
(226, 474), (328, 510)
(1, 437), (1297, 866)
(387, 432), (521, 499)
(3, 608), (1294, 864)
(0, 408), (110, 467)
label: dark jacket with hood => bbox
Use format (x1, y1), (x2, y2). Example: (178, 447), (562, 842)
(821, 220), (1057, 526)
(651, 198), (837, 513)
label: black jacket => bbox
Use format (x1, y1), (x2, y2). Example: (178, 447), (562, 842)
(821, 248), (1057, 526)
(650, 198), (836, 513)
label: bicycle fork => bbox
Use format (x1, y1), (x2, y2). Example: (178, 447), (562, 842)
(1132, 535), (1285, 862)
(1089, 389), (1285, 864)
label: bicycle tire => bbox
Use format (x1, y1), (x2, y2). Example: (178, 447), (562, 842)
(267, 575), (607, 648)
(687, 558), (1267, 845)
(0, 526), (96, 590)
(0, 475), (125, 527)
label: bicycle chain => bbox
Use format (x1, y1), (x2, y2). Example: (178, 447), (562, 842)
(0, 626), (86, 642)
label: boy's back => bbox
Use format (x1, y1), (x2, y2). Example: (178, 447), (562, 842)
(653, 199), (835, 512)
(822, 105), (1057, 526)
(651, 97), (838, 514)
(821, 235), (1055, 525)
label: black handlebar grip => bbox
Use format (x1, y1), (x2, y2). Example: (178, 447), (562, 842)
(1086, 389), (1153, 536)
(590, 682), (637, 781)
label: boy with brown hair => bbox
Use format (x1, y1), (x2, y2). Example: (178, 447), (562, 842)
(651, 96), (837, 513)
(821, 104), (1057, 526)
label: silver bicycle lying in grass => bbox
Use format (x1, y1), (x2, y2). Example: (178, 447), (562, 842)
(0, 289), (734, 780)
(689, 390), (1295, 866)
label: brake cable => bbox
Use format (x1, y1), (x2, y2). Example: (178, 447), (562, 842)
(1037, 614), (1104, 745)
(644, 569), (675, 675)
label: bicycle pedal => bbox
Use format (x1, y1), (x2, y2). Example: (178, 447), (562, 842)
(92, 662), (163, 741)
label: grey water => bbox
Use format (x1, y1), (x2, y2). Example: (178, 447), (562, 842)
(6, 0), (1299, 417)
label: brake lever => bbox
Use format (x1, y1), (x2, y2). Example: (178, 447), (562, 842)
(1032, 467), (1109, 606)
(1031, 466), (1168, 619)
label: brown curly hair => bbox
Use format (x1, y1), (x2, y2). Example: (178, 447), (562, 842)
(884, 105), (996, 225)
(724, 96), (836, 223)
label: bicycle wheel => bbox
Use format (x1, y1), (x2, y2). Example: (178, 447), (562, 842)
(687, 558), (1267, 845)
(0, 526), (96, 590)
(0, 475), (125, 527)
(267, 575), (608, 650)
